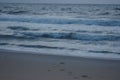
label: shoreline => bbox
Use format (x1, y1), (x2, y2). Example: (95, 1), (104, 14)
(0, 48), (120, 61)
(0, 49), (120, 80)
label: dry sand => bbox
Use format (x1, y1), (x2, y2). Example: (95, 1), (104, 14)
(0, 49), (120, 80)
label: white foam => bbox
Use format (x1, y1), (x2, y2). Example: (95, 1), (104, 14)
(0, 46), (120, 60)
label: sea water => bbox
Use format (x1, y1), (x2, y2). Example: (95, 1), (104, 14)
(0, 3), (120, 59)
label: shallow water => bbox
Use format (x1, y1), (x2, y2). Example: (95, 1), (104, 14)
(0, 3), (120, 59)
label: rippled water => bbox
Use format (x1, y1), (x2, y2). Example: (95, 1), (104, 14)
(0, 3), (120, 59)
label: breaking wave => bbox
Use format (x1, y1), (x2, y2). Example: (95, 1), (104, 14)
(0, 31), (120, 41)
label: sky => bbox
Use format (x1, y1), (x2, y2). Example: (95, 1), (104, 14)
(0, 0), (120, 4)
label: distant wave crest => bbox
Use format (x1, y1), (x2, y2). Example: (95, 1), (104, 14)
(0, 16), (120, 26)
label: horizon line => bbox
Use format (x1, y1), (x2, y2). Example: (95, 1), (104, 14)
(0, 2), (120, 5)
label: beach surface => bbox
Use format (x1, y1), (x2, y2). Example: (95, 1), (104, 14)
(0, 49), (120, 80)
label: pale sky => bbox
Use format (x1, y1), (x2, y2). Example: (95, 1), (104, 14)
(0, 0), (120, 4)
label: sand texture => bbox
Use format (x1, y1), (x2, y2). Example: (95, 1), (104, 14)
(0, 49), (120, 80)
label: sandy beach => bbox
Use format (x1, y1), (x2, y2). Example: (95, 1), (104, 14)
(0, 49), (120, 80)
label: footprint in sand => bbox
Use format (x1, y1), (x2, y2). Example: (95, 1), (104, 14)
(49, 61), (91, 80)
(48, 61), (66, 72)
(81, 74), (88, 78)
(48, 69), (51, 72)
(67, 71), (73, 76)
(72, 74), (90, 80)
(81, 74), (92, 79)
(59, 68), (65, 71)
(59, 62), (65, 65)
(67, 71), (91, 80)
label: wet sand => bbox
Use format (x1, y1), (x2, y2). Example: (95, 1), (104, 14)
(0, 49), (120, 80)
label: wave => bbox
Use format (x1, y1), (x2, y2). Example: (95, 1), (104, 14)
(0, 16), (120, 26)
(0, 42), (78, 51)
(18, 44), (78, 50)
(7, 26), (30, 31)
(6, 10), (28, 14)
(1, 42), (120, 56)
(114, 8), (120, 10)
(0, 43), (9, 45)
(88, 50), (120, 54)
(0, 32), (120, 41)
(98, 12), (110, 15)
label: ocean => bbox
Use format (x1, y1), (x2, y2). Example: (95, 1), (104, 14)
(0, 3), (120, 59)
